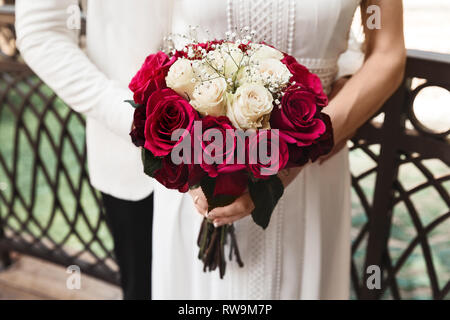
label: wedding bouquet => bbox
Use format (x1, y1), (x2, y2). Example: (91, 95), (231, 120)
(126, 30), (333, 278)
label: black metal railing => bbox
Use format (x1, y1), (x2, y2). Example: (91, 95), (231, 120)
(0, 6), (118, 284)
(350, 50), (450, 299)
(0, 5), (449, 298)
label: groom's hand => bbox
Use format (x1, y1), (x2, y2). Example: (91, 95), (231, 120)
(208, 193), (255, 227)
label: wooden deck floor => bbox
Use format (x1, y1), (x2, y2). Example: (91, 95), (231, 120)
(0, 253), (122, 300)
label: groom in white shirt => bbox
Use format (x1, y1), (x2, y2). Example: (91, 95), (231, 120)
(14, 0), (173, 299)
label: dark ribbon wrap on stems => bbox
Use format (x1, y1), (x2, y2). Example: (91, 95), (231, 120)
(197, 175), (284, 278)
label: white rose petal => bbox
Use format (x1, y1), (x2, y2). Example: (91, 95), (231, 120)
(191, 78), (228, 117)
(226, 83), (273, 130)
(251, 44), (284, 61)
(257, 58), (292, 84)
(239, 58), (292, 87)
(166, 58), (197, 99)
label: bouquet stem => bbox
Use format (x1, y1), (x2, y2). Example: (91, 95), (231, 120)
(197, 219), (244, 279)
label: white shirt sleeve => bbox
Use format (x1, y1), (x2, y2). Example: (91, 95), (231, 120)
(15, 0), (134, 141)
(337, 36), (365, 79)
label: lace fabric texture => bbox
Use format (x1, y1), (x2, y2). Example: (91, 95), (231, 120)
(227, 0), (337, 93)
(227, 0), (296, 55)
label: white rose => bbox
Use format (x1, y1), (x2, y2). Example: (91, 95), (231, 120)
(191, 78), (228, 117)
(207, 43), (247, 79)
(166, 58), (197, 99)
(237, 58), (292, 87)
(250, 44), (284, 61)
(256, 58), (292, 85)
(226, 83), (274, 129)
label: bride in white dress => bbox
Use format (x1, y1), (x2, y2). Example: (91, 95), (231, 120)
(152, 0), (406, 299)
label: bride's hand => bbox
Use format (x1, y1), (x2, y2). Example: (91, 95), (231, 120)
(189, 187), (209, 217)
(209, 167), (305, 227)
(208, 193), (255, 227)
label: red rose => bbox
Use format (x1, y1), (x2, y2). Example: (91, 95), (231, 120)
(247, 130), (288, 179)
(175, 40), (226, 60)
(144, 89), (198, 157)
(153, 158), (206, 193)
(153, 158), (189, 193)
(193, 116), (245, 177)
(305, 113), (334, 162)
(129, 106), (146, 147)
(196, 40), (225, 52)
(213, 170), (248, 196)
(129, 52), (175, 105)
(187, 163), (207, 187)
(281, 54), (328, 107)
(271, 85), (326, 147)
(286, 143), (309, 168)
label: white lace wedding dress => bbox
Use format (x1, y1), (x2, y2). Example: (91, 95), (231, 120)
(152, 0), (360, 299)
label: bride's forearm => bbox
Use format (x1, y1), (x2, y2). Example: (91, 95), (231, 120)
(324, 0), (406, 146)
(325, 51), (405, 145)
(280, 0), (405, 188)
(276, 53), (405, 189)
(278, 47), (405, 189)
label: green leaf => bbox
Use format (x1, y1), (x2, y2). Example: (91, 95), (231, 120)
(189, 183), (201, 190)
(248, 171), (261, 183)
(248, 175), (284, 229)
(141, 148), (162, 177)
(200, 176), (237, 211)
(124, 99), (143, 109)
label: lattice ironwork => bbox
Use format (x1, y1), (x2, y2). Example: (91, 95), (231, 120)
(350, 50), (450, 300)
(0, 63), (119, 284)
(0, 4), (118, 285)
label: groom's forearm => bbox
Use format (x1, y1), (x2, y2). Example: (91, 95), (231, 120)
(15, 0), (134, 140)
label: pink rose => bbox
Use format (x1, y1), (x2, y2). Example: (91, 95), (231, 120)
(129, 52), (175, 105)
(270, 84), (326, 147)
(281, 54), (328, 107)
(144, 89), (198, 157)
(247, 130), (288, 179)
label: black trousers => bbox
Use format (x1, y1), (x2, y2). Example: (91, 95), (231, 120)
(102, 192), (153, 300)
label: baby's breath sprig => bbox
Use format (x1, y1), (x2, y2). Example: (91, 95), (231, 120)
(163, 26), (292, 100)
